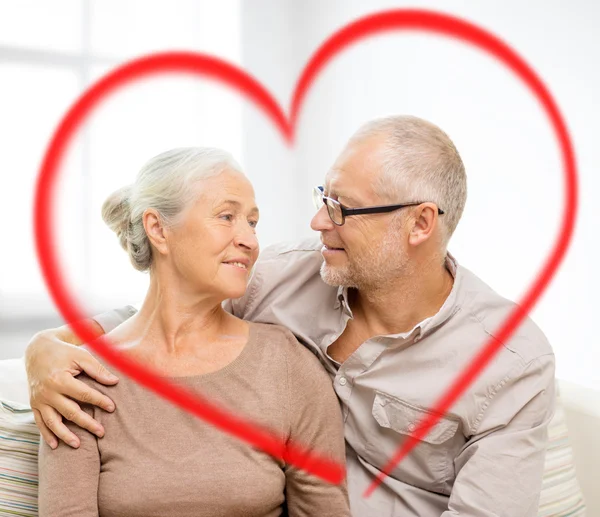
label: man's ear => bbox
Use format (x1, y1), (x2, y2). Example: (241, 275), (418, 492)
(407, 203), (440, 247)
(143, 209), (169, 256)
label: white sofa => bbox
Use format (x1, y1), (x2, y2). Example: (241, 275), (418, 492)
(0, 357), (597, 515)
(557, 379), (600, 515)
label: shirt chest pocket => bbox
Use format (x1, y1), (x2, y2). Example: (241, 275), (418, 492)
(366, 391), (461, 494)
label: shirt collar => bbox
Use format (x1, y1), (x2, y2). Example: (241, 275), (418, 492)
(335, 285), (352, 316)
(333, 252), (462, 336)
(418, 252), (461, 338)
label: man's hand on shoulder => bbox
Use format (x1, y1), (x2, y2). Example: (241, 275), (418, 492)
(25, 323), (119, 449)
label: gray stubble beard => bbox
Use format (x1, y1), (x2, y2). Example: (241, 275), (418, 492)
(319, 227), (412, 293)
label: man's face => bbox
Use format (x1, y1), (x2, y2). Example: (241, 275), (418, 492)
(310, 135), (413, 290)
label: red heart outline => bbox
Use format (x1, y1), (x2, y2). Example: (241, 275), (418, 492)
(34, 9), (578, 495)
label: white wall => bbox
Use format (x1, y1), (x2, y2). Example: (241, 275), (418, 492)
(240, 0), (298, 247)
(1, 1), (598, 394)
(240, 0), (600, 391)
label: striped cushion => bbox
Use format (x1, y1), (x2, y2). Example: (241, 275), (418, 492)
(0, 401), (39, 516)
(538, 397), (586, 516)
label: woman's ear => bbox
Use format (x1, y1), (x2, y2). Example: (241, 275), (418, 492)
(143, 209), (169, 256)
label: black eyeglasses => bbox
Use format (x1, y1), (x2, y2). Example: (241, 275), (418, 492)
(312, 185), (444, 226)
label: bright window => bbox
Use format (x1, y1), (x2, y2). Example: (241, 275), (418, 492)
(0, 0), (242, 319)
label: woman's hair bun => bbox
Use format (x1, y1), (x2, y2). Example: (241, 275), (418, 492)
(101, 185), (133, 252)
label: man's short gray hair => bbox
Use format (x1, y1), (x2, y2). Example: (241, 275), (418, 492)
(101, 147), (242, 272)
(351, 115), (467, 244)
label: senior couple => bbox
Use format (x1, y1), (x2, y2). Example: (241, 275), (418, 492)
(28, 115), (555, 516)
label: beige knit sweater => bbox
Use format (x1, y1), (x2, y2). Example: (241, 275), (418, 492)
(38, 322), (350, 516)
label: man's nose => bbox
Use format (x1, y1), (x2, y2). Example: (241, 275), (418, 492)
(310, 204), (335, 232)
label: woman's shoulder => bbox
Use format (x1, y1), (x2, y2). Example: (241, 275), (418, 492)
(249, 322), (310, 355)
(249, 321), (296, 342)
(77, 345), (128, 394)
(249, 322), (330, 380)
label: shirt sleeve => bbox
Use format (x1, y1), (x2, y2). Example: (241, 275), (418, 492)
(228, 238), (324, 322)
(93, 305), (138, 333)
(442, 353), (556, 517)
(282, 331), (351, 517)
(37, 404), (100, 517)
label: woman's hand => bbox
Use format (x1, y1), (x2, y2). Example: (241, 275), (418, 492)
(25, 324), (119, 449)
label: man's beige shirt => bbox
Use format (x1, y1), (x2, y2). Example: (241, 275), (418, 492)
(99, 238), (555, 517)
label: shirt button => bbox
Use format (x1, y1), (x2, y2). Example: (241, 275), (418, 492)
(339, 377), (347, 386)
(407, 423), (416, 432)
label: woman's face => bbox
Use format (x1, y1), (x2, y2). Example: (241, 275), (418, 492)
(165, 169), (260, 301)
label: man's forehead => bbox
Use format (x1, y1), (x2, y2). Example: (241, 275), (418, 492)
(323, 168), (367, 205)
(324, 135), (389, 197)
(329, 136), (385, 176)
(323, 168), (346, 193)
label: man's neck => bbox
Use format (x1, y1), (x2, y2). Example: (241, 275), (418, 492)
(350, 257), (454, 337)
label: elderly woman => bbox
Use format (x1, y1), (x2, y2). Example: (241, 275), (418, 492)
(37, 148), (349, 517)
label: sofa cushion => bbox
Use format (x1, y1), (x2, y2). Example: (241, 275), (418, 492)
(537, 393), (586, 516)
(0, 400), (39, 516)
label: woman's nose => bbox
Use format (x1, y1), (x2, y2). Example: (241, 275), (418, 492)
(234, 225), (259, 251)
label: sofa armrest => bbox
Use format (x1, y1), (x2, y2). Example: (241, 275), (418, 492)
(0, 357), (30, 408)
(558, 379), (600, 517)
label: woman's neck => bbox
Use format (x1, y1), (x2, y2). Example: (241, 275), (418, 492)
(110, 270), (242, 357)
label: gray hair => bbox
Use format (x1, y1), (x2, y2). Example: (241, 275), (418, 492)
(350, 115), (467, 245)
(102, 147), (242, 271)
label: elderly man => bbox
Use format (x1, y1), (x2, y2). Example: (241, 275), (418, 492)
(26, 115), (554, 516)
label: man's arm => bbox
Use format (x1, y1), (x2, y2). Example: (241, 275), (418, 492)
(25, 307), (135, 448)
(442, 354), (555, 516)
